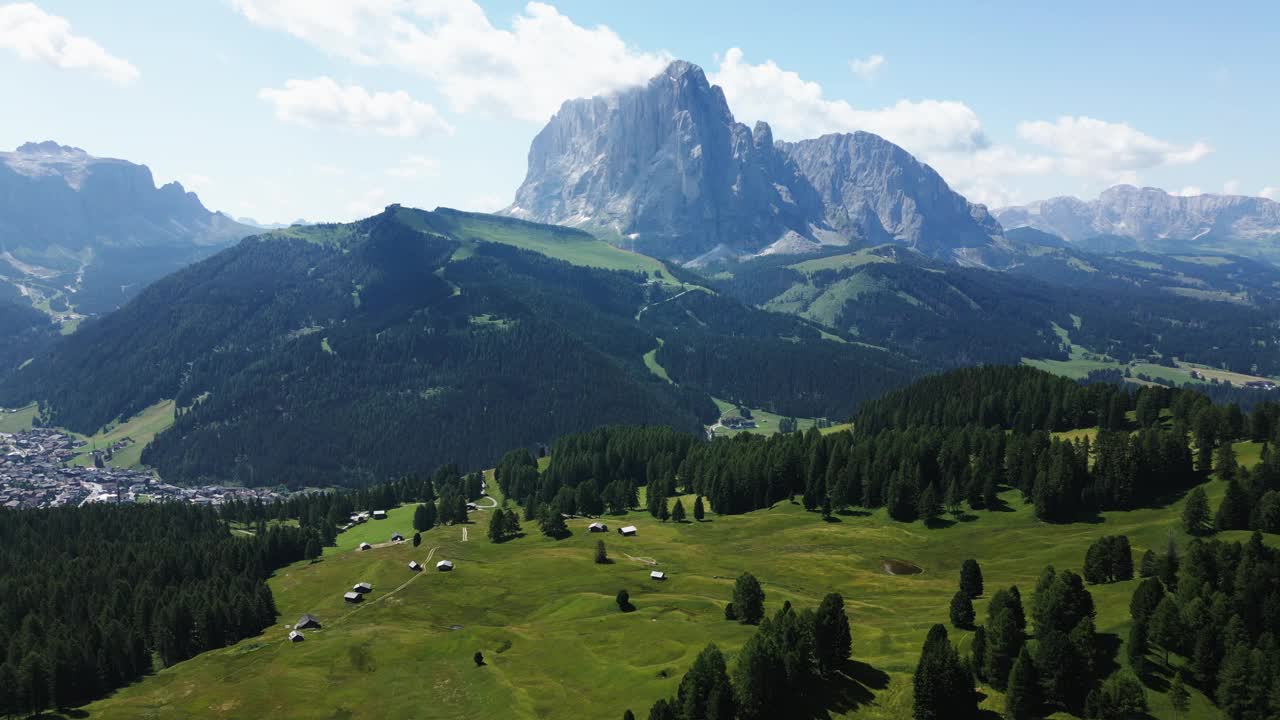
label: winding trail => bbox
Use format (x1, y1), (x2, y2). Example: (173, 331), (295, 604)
(332, 545), (438, 625)
(461, 527), (469, 542)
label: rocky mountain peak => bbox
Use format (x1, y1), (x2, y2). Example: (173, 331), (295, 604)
(506, 61), (1002, 263)
(995, 185), (1280, 264)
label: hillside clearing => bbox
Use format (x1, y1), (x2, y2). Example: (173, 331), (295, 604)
(79, 442), (1265, 720)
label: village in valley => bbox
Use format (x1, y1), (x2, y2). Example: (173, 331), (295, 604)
(0, 426), (285, 509)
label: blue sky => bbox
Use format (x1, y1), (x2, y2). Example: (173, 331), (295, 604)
(2, 0), (1277, 223)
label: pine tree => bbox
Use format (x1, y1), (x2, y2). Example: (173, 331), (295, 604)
(1129, 577), (1164, 624)
(622, 710), (636, 720)
(1094, 671), (1148, 719)
(693, 495), (706, 521)
(984, 587), (1026, 691)
(917, 483), (942, 525)
(539, 507), (568, 539)
(1214, 441), (1237, 482)
(1182, 486), (1211, 534)
(671, 498), (687, 523)
(1147, 597), (1182, 665)
(413, 503), (433, 532)
(959, 559), (984, 598)
(616, 589), (630, 612)
(303, 537), (320, 560)
(913, 624), (976, 720)
(1110, 536), (1134, 581)
(1004, 646), (1039, 720)
(732, 572), (765, 625)
(1215, 479), (1250, 531)
(970, 625), (987, 680)
(594, 540), (609, 564)
(488, 508), (508, 543)
(1168, 671), (1190, 720)
(813, 592), (852, 676)
(945, 477), (963, 514)
(657, 498), (671, 523)
(675, 644), (734, 720)
(1127, 619), (1148, 674)
(949, 590), (975, 629)
(1139, 549), (1157, 578)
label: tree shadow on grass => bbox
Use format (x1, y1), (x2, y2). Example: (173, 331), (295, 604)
(952, 512), (980, 523)
(787, 660), (891, 718)
(836, 508), (872, 518)
(822, 515), (843, 523)
(1094, 632), (1122, 679)
(924, 517), (957, 529)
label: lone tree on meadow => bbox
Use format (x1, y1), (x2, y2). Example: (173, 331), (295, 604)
(412, 531), (421, 547)
(616, 589), (631, 612)
(473, 651), (484, 667)
(594, 539), (609, 564)
(693, 495), (705, 521)
(671, 498), (687, 523)
(959, 559), (984, 598)
(732, 572), (765, 625)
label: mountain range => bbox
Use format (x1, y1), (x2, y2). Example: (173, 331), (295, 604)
(0, 206), (915, 485)
(0, 141), (253, 318)
(995, 185), (1280, 263)
(507, 61), (1002, 265)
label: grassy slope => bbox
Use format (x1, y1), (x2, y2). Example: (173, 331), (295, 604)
(0, 402), (38, 433)
(397, 209), (681, 285)
(67, 399), (176, 469)
(1024, 324), (1280, 385)
(82, 444), (1265, 720)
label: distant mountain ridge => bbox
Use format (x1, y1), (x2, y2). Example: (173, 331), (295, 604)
(0, 141), (252, 315)
(995, 185), (1280, 263)
(506, 60), (1001, 264)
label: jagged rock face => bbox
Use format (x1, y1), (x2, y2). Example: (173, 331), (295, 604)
(0, 141), (246, 252)
(995, 186), (1280, 261)
(507, 61), (1000, 262)
(778, 132), (1001, 255)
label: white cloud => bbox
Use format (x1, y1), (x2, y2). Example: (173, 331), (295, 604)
(343, 186), (388, 221)
(1016, 116), (1211, 184)
(711, 48), (987, 153)
(258, 77), (452, 136)
(386, 154), (439, 180)
(313, 163), (345, 177)
(233, 0), (669, 122)
(1260, 187), (1278, 200)
(848, 54), (885, 81)
(0, 2), (138, 84)
(1172, 186), (1203, 197)
(1222, 179), (1240, 195)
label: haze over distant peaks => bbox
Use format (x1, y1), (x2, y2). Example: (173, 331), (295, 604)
(0, 141), (253, 314)
(505, 60), (1002, 264)
(995, 185), (1280, 262)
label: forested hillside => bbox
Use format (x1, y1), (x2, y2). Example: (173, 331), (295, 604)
(1, 206), (916, 486)
(707, 244), (1280, 377)
(0, 299), (57, 375)
(0, 503), (317, 714)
